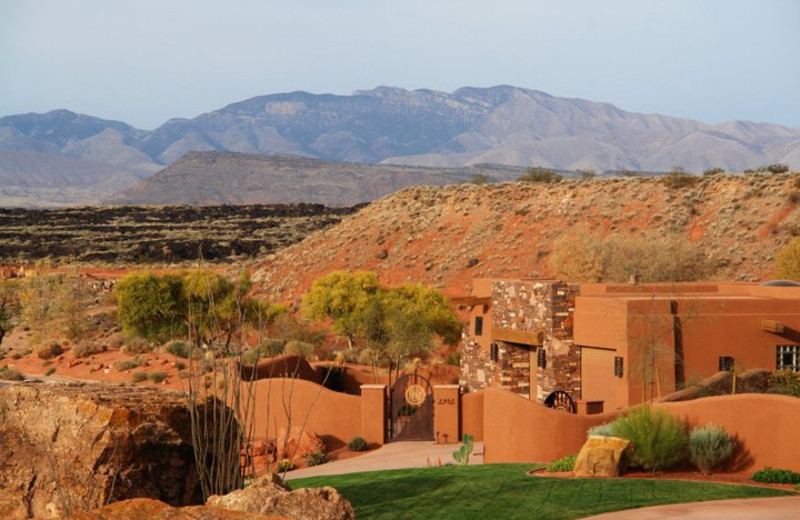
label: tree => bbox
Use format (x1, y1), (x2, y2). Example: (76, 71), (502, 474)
(775, 237), (800, 280)
(302, 271), (379, 348)
(0, 281), (19, 346)
(115, 271), (186, 342)
(19, 262), (90, 344)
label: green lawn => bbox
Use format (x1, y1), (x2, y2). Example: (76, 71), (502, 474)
(291, 464), (791, 520)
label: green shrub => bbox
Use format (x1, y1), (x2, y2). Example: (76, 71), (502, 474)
(149, 371), (168, 383)
(607, 407), (688, 471)
(44, 367), (56, 377)
(11, 352), (22, 360)
(752, 467), (800, 484)
(276, 458), (295, 472)
(586, 422), (616, 438)
(688, 424), (735, 475)
(703, 166), (725, 176)
(175, 361), (186, 371)
(131, 371), (148, 383)
(347, 437), (369, 452)
(767, 163), (790, 174)
(163, 340), (192, 359)
(767, 370), (800, 397)
(121, 337), (155, 355)
(284, 340), (315, 360)
(35, 342), (64, 360)
(241, 339), (285, 365)
(114, 355), (147, 372)
(518, 167), (562, 183)
(546, 455), (577, 472)
(304, 450), (329, 467)
(0, 367), (24, 381)
(72, 342), (106, 358)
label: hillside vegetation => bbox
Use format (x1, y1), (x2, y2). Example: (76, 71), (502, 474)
(252, 173), (800, 303)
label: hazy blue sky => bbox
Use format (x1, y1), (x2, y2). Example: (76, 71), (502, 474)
(2, 0), (798, 130)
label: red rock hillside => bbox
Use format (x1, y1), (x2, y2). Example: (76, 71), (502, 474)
(252, 174), (800, 305)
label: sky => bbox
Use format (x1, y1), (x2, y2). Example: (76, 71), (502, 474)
(1, 0), (799, 130)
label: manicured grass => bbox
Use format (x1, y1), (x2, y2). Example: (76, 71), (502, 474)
(291, 464), (791, 520)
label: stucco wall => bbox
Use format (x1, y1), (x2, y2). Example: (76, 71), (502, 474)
(482, 386), (800, 472)
(461, 391), (484, 441)
(246, 378), (362, 448)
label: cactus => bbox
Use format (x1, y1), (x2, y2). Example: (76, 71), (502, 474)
(452, 434), (474, 465)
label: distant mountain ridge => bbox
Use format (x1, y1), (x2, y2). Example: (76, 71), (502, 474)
(2, 85), (800, 206)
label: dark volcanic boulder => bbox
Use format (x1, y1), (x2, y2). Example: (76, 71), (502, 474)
(0, 383), (211, 519)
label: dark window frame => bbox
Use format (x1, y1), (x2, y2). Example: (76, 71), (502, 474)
(777, 345), (800, 372)
(474, 316), (484, 337)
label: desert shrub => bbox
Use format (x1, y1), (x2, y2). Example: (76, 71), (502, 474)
(608, 407), (688, 471)
(469, 173), (489, 185)
(276, 459), (295, 472)
(518, 167), (562, 183)
(356, 349), (373, 366)
(175, 361), (186, 371)
(586, 422), (616, 438)
(703, 166), (725, 176)
(114, 355), (147, 372)
(284, 340), (316, 360)
(346, 436), (369, 452)
(304, 450), (329, 467)
(72, 342), (106, 358)
(131, 371), (148, 383)
(20, 263), (90, 344)
(44, 367), (56, 377)
(579, 169), (596, 180)
(178, 370), (190, 379)
(774, 237), (800, 281)
(121, 337), (156, 355)
(688, 424), (736, 475)
(148, 371), (168, 383)
(163, 340), (192, 359)
(661, 170), (699, 189)
(546, 454), (577, 472)
(11, 352), (22, 360)
(767, 369), (800, 397)
(767, 163), (790, 174)
(0, 366), (24, 381)
(240, 339), (285, 365)
(35, 342), (64, 360)
(752, 467), (800, 484)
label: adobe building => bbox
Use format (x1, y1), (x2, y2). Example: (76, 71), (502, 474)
(456, 279), (800, 412)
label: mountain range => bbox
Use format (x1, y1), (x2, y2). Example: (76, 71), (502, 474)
(2, 85), (799, 207)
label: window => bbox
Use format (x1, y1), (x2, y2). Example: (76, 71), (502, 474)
(474, 316), (483, 336)
(719, 356), (735, 372)
(614, 356), (624, 377)
(490, 342), (498, 362)
(777, 345), (800, 372)
(537, 348), (547, 369)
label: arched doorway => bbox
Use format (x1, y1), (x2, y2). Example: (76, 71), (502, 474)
(388, 373), (434, 441)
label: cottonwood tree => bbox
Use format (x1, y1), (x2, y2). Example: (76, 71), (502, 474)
(775, 237), (800, 280)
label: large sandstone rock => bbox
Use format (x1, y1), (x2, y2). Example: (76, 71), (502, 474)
(0, 383), (232, 519)
(276, 427), (325, 461)
(72, 497), (291, 520)
(573, 435), (631, 478)
(207, 475), (355, 520)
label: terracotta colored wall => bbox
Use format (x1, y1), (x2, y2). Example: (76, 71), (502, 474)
(482, 386), (800, 472)
(246, 377), (361, 449)
(461, 391), (484, 441)
(360, 385), (386, 447)
(434, 385), (460, 444)
(654, 394), (800, 472)
(482, 387), (612, 463)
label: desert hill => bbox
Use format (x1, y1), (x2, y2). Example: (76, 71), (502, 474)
(3, 86), (800, 206)
(251, 173), (800, 304)
(105, 151), (526, 206)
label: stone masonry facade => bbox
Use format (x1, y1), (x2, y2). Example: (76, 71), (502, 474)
(461, 280), (581, 404)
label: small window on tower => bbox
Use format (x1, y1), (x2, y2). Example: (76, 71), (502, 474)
(474, 316), (483, 336)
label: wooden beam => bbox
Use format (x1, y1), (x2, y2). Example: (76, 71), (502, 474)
(450, 296), (491, 307)
(493, 327), (543, 346)
(761, 320), (785, 334)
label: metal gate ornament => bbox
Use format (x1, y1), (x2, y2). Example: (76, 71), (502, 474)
(404, 384), (427, 406)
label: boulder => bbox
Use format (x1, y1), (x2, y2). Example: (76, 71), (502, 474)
(276, 427), (325, 461)
(573, 435), (631, 478)
(0, 382), (235, 519)
(72, 498), (291, 520)
(207, 475), (355, 520)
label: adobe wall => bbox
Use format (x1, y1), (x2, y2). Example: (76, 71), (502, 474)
(461, 391), (484, 441)
(654, 394), (800, 472)
(246, 378), (362, 449)
(482, 386), (800, 472)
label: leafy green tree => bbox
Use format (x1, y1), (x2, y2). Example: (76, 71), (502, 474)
(115, 271), (186, 342)
(382, 284), (462, 345)
(775, 237), (800, 280)
(302, 271), (380, 348)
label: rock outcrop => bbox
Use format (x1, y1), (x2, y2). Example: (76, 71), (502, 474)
(207, 475), (355, 520)
(0, 383), (223, 519)
(72, 498), (291, 520)
(573, 435), (631, 478)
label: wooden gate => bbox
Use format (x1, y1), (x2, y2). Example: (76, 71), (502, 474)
(388, 373), (434, 441)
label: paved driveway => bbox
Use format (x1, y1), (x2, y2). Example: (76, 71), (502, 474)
(284, 440), (484, 480)
(580, 496), (800, 519)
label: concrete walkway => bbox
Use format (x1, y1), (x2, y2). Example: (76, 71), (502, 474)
(580, 496), (800, 519)
(284, 440), (484, 480)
